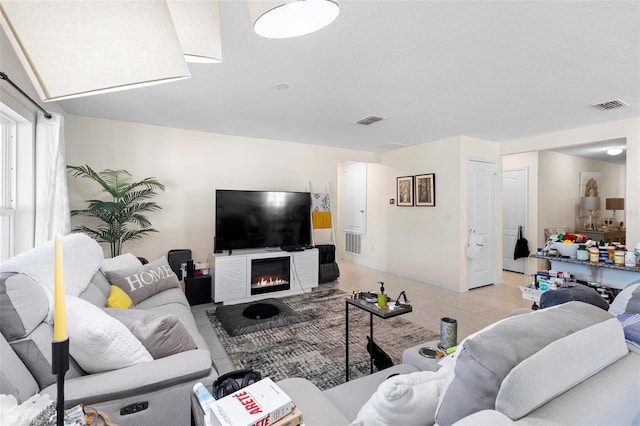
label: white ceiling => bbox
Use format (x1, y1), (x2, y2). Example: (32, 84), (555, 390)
(550, 138), (627, 165)
(57, 1), (640, 156)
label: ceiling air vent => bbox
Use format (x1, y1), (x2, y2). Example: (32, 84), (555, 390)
(354, 115), (385, 125)
(593, 99), (628, 110)
(376, 142), (406, 151)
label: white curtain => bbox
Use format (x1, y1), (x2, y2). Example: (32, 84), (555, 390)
(34, 111), (70, 245)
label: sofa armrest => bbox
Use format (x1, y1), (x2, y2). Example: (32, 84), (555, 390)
(276, 378), (350, 426)
(41, 349), (214, 407)
(452, 410), (516, 425)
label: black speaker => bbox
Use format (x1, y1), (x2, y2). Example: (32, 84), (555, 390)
(186, 259), (194, 278)
(167, 249), (191, 280)
(184, 274), (212, 306)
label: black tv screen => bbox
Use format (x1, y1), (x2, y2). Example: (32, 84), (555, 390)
(215, 190), (312, 251)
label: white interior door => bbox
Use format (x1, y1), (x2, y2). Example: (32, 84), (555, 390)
(467, 159), (497, 289)
(503, 167), (528, 273)
(342, 162), (366, 233)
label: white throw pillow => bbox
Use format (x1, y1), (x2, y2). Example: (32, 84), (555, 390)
(66, 297), (153, 373)
(101, 253), (142, 274)
(353, 369), (449, 426)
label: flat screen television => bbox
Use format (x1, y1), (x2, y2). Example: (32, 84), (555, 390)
(215, 190), (312, 251)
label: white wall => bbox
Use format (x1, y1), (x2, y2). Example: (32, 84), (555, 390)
(65, 115), (377, 262)
(538, 151), (624, 238)
(338, 136), (501, 293)
(501, 117), (640, 247)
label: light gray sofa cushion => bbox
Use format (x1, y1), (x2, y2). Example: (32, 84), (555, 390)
(90, 270), (112, 299)
(11, 323), (85, 389)
(435, 302), (620, 426)
(79, 282), (108, 307)
(276, 378), (350, 426)
(0, 332), (39, 401)
(0, 273), (48, 341)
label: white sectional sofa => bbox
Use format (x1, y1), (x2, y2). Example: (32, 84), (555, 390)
(0, 234), (217, 425)
(276, 301), (640, 425)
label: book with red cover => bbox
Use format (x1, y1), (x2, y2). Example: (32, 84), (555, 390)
(209, 378), (293, 426)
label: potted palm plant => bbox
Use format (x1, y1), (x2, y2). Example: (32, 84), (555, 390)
(67, 164), (165, 257)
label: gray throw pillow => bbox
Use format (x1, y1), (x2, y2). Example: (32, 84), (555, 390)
(539, 286), (609, 311)
(105, 256), (180, 304)
(105, 308), (197, 359)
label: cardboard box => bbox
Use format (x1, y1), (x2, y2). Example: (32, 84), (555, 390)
(210, 378), (293, 426)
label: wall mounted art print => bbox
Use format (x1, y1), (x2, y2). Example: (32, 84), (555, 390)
(397, 176), (414, 206)
(579, 171), (601, 198)
(415, 173), (435, 206)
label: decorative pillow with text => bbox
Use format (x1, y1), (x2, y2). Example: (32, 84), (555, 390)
(105, 256), (180, 305)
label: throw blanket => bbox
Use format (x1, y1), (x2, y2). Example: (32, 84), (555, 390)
(618, 313), (640, 348)
(0, 233), (103, 321)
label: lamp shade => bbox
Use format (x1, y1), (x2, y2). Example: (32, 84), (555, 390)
(248, 0), (340, 39)
(166, 0), (222, 63)
(0, 1), (190, 102)
(606, 198), (624, 210)
(581, 196), (600, 211)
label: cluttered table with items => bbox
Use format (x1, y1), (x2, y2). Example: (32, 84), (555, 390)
(531, 232), (640, 290)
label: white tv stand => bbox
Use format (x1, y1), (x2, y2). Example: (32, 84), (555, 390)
(213, 248), (319, 305)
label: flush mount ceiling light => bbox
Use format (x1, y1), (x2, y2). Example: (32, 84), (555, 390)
(0, 1), (190, 102)
(166, 0), (222, 63)
(607, 147), (624, 156)
(248, 0), (340, 39)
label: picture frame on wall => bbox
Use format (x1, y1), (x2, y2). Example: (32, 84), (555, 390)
(579, 171), (601, 197)
(397, 176), (414, 206)
(415, 173), (436, 206)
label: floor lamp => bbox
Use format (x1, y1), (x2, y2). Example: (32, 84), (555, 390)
(606, 198), (624, 230)
(581, 196), (600, 231)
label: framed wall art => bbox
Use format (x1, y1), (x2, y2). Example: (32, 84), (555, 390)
(396, 176), (414, 206)
(579, 171), (601, 198)
(415, 173), (435, 206)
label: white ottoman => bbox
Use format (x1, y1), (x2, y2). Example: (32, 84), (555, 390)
(402, 340), (441, 371)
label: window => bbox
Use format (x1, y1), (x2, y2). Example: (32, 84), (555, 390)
(0, 113), (17, 261)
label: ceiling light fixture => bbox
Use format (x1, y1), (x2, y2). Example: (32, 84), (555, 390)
(248, 0), (340, 39)
(0, 1), (190, 102)
(607, 147), (623, 156)
(167, 0), (222, 63)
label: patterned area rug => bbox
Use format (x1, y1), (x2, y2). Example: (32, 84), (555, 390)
(207, 288), (439, 390)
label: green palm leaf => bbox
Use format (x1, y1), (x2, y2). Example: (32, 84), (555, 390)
(67, 164), (165, 257)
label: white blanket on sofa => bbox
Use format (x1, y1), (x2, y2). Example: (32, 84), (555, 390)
(0, 233), (103, 320)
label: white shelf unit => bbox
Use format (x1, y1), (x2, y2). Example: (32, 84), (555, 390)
(213, 248), (319, 305)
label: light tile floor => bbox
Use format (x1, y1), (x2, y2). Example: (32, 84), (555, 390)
(325, 260), (534, 341)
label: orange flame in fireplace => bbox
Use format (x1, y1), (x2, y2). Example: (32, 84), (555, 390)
(254, 277), (288, 287)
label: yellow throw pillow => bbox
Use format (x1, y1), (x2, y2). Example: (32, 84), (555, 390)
(107, 285), (133, 309)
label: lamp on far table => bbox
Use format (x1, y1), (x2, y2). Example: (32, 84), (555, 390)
(605, 198), (624, 230)
(581, 196), (600, 230)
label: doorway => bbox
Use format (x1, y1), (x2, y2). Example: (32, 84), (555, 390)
(467, 159), (497, 289)
(502, 167), (528, 273)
